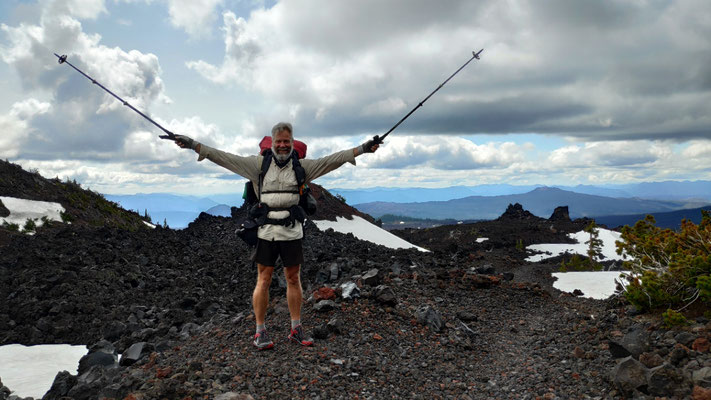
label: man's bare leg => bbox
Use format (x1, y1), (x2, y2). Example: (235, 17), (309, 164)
(284, 264), (302, 322)
(253, 264), (274, 326)
(285, 264), (313, 346)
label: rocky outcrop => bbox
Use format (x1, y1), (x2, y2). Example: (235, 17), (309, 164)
(496, 203), (538, 221)
(549, 206), (570, 221)
(0, 199), (9, 218)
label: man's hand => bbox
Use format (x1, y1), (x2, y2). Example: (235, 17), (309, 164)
(175, 135), (199, 151)
(359, 139), (379, 154)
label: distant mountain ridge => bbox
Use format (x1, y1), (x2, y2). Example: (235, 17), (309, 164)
(104, 193), (242, 228)
(331, 180), (711, 204)
(354, 187), (708, 220)
(594, 206), (711, 230)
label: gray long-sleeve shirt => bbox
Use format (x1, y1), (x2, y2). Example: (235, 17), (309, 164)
(197, 144), (356, 241)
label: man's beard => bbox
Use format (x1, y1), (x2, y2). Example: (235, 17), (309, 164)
(273, 146), (293, 163)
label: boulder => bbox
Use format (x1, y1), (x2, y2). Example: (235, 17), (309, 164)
(693, 337), (710, 353)
(693, 367), (711, 388)
(119, 342), (152, 366)
(44, 370), (78, 399)
(77, 349), (118, 375)
(362, 268), (380, 286)
(620, 325), (650, 358)
(312, 287), (336, 301)
(329, 262), (340, 281)
(474, 264), (495, 275)
(374, 285), (397, 306)
(214, 393), (255, 400)
(639, 352), (664, 368)
(313, 324), (330, 340)
(648, 363), (685, 397)
(608, 340), (631, 358)
(314, 300), (337, 312)
(675, 331), (696, 347)
(611, 356), (649, 395)
(340, 282), (360, 299)
(692, 386), (711, 400)
(0, 378), (10, 400)
(327, 318), (343, 334)
(416, 305), (443, 333)
(0, 199), (9, 218)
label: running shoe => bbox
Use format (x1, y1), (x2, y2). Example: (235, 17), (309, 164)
(288, 325), (314, 346)
(253, 330), (274, 350)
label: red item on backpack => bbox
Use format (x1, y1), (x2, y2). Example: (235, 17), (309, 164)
(259, 136), (307, 159)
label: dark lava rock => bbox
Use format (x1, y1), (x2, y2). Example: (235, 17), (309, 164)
(648, 363), (686, 397)
(611, 356), (649, 395)
(497, 203), (537, 221)
(675, 331), (697, 347)
(620, 325), (650, 358)
(474, 264), (495, 275)
(313, 300), (337, 312)
(374, 285), (397, 306)
(609, 341), (632, 358)
(0, 200), (9, 218)
(44, 371), (78, 399)
(362, 268), (380, 286)
(416, 305), (443, 332)
(327, 318), (343, 334)
(78, 350), (117, 375)
(456, 311), (478, 322)
(548, 206), (570, 222)
(313, 324), (330, 339)
(119, 342), (153, 366)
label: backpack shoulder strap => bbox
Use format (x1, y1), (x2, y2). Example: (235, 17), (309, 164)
(258, 150), (273, 202)
(291, 152), (306, 187)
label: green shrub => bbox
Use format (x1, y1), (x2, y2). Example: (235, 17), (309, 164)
(60, 211), (73, 222)
(23, 218), (36, 232)
(2, 221), (19, 231)
(617, 211), (711, 312)
(662, 308), (689, 328)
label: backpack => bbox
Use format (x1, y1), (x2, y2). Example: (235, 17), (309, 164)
(237, 138), (317, 246)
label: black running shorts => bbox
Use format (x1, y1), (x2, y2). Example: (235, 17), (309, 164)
(255, 238), (304, 267)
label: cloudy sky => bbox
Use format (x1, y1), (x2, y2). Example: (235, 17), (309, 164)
(1, 0), (709, 196)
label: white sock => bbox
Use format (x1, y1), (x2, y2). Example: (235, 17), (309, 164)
(256, 323), (266, 334)
(291, 319), (300, 329)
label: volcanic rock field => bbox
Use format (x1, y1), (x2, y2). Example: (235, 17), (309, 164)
(1, 160), (711, 399)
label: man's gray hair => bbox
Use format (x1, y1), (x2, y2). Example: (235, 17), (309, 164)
(271, 122), (293, 139)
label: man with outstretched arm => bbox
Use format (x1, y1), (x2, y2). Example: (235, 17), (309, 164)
(174, 122), (379, 350)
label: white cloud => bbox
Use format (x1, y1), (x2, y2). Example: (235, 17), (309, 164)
(362, 136), (526, 170)
(548, 141), (671, 168)
(1, 0), (171, 160)
(0, 99), (51, 159)
(166, 0), (224, 38)
(185, 0), (711, 142)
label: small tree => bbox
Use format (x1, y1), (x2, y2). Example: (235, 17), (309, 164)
(584, 221), (604, 270)
(142, 208), (152, 223)
(163, 218), (168, 228)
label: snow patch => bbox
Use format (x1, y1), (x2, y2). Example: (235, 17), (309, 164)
(525, 228), (622, 262)
(313, 215), (429, 252)
(552, 271), (622, 300)
(0, 344), (88, 398)
(0, 196), (65, 231)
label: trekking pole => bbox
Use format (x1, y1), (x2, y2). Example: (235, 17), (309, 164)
(53, 53), (176, 141)
(371, 49), (483, 145)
